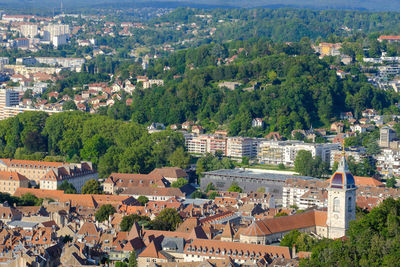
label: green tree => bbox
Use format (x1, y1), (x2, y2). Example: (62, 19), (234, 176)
(115, 262), (127, 267)
(294, 150), (313, 175)
(386, 177), (397, 188)
(80, 134), (109, 166)
(128, 250), (138, 267)
(95, 204), (116, 222)
(120, 214), (151, 231)
(137, 196), (149, 206)
(57, 181), (77, 194)
(205, 182), (216, 193)
(171, 177), (188, 188)
(20, 193), (42, 206)
(151, 208), (182, 231)
(168, 147), (190, 169)
(62, 100), (78, 111)
(191, 190), (205, 199)
(81, 179), (103, 194)
(208, 191), (219, 199)
(228, 183), (243, 193)
(275, 211), (289, 217)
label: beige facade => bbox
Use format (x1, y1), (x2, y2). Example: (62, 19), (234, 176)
(0, 171), (29, 194)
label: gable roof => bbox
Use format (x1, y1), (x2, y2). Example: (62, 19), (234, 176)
(0, 171), (29, 182)
(242, 210), (327, 237)
(220, 222), (235, 239)
(150, 167), (188, 179)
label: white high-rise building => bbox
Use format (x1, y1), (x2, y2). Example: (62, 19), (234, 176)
(20, 24), (38, 38)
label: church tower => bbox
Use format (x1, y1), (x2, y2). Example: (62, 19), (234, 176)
(326, 151), (357, 239)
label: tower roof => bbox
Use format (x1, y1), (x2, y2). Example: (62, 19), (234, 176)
(329, 153), (356, 189)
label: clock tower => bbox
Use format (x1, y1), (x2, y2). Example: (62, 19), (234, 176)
(326, 151), (357, 239)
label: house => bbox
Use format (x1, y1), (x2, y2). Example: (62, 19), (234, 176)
(378, 35), (400, 43)
(340, 112), (354, 120)
(0, 202), (22, 223)
(330, 122), (344, 133)
(252, 118), (264, 128)
(362, 109), (378, 119)
(182, 121), (194, 130)
(192, 125), (204, 134)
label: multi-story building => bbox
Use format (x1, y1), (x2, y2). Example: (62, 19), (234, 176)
(257, 140), (339, 166)
(43, 24), (70, 40)
(20, 24), (38, 38)
(0, 171), (29, 194)
(380, 126), (396, 148)
(226, 137), (255, 159)
(201, 168), (315, 205)
(0, 89), (19, 120)
(17, 57), (85, 72)
(39, 162), (97, 193)
(185, 133), (262, 158)
(330, 146), (368, 167)
(0, 159), (97, 190)
(376, 148), (400, 176)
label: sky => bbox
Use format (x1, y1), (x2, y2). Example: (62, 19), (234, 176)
(0, 0), (399, 11)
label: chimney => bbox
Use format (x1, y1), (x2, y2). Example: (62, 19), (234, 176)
(292, 244), (296, 259)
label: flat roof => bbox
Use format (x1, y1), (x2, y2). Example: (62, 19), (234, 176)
(7, 220), (38, 229)
(203, 169), (315, 182)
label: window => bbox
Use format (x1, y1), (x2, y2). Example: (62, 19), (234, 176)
(348, 197), (352, 212)
(333, 197), (340, 212)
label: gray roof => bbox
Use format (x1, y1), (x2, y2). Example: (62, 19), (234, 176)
(7, 220), (38, 229)
(183, 199), (211, 206)
(161, 237), (185, 253)
(203, 169), (315, 182)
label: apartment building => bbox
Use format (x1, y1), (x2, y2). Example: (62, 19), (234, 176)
(376, 148), (400, 176)
(0, 89), (19, 120)
(142, 79), (164, 89)
(17, 57), (85, 72)
(257, 140), (339, 166)
(0, 171), (29, 194)
(380, 126), (396, 148)
(185, 133), (261, 158)
(330, 147), (368, 167)
(20, 24), (39, 38)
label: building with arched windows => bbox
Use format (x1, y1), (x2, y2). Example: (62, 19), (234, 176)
(239, 153), (357, 243)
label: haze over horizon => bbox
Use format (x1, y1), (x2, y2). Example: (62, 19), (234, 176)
(0, 0), (399, 11)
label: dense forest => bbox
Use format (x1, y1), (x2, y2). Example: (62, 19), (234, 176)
(0, 111), (190, 178)
(158, 8), (400, 42)
(122, 38), (397, 137)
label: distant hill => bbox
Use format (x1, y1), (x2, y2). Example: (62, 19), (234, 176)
(0, 0), (400, 11)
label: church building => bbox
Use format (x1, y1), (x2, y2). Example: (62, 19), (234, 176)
(239, 153), (357, 244)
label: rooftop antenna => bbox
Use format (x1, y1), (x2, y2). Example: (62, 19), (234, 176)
(60, 0), (64, 15)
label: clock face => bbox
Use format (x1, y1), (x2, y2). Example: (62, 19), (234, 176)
(334, 214), (339, 219)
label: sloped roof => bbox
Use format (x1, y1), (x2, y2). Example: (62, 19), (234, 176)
(150, 167), (188, 179)
(0, 171), (29, 182)
(242, 210), (327, 237)
(220, 222), (235, 239)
